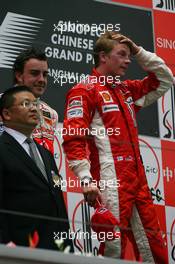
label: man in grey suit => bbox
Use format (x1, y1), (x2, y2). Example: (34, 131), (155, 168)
(0, 86), (73, 251)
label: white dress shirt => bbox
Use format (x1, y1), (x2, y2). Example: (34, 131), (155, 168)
(4, 127), (44, 164)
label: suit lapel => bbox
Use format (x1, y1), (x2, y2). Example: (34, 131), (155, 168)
(35, 142), (65, 211)
(35, 142), (62, 209)
(2, 132), (49, 185)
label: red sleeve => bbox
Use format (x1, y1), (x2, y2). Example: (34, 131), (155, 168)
(63, 85), (95, 161)
(124, 72), (160, 103)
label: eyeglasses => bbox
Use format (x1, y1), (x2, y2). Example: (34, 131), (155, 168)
(13, 100), (39, 109)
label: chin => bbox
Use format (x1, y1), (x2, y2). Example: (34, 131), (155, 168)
(34, 92), (44, 98)
(33, 88), (45, 97)
(118, 71), (125, 77)
(30, 119), (39, 125)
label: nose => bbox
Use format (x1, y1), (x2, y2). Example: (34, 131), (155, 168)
(30, 107), (39, 119)
(125, 57), (131, 64)
(38, 73), (45, 82)
(30, 106), (38, 113)
(30, 102), (39, 111)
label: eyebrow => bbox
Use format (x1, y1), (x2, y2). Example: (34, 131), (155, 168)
(29, 69), (48, 73)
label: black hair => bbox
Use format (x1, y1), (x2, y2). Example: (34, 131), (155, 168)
(0, 86), (32, 118)
(13, 47), (48, 84)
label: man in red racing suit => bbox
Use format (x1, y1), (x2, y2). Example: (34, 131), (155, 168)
(63, 32), (173, 263)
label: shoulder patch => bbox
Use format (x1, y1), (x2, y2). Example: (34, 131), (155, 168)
(67, 107), (83, 119)
(68, 96), (82, 109)
(102, 104), (119, 113)
(99, 91), (113, 103)
(42, 110), (51, 119)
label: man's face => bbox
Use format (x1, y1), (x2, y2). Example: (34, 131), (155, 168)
(101, 43), (131, 77)
(4, 91), (39, 131)
(15, 58), (48, 98)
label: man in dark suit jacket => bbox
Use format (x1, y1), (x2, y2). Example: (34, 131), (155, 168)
(0, 86), (73, 251)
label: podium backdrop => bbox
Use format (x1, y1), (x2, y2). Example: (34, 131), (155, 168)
(0, 0), (175, 262)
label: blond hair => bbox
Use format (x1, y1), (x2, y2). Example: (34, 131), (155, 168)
(94, 31), (126, 67)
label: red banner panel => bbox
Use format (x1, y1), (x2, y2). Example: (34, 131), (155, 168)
(161, 140), (175, 206)
(111, 0), (152, 8)
(154, 10), (175, 74)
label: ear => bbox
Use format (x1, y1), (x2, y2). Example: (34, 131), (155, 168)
(15, 71), (23, 85)
(2, 108), (12, 121)
(98, 51), (107, 64)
